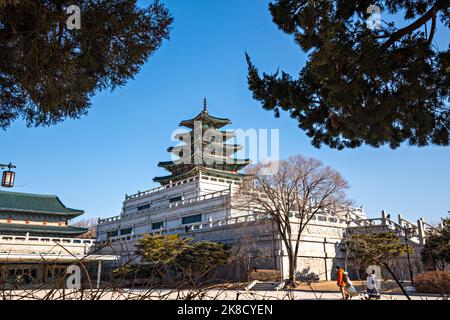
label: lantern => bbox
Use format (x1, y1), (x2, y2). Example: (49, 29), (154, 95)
(1, 169), (15, 188)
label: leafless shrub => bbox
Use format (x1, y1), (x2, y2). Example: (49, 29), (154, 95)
(71, 217), (98, 239)
(415, 271), (450, 295)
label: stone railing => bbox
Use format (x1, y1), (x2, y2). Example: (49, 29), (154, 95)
(125, 176), (199, 200)
(98, 211), (349, 245)
(348, 211), (441, 245)
(99, 212), (269, 244)
(398, 216), (418, 233)
(98, 188), (231, 225)
(350, 216), (406, 229)
(0, 234), (95, 245)
(423, 220), (439, 235)
(0, 234), (95, 256)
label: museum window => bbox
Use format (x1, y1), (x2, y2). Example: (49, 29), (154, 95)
(138, 203), (152, 211)
(152, 221), (164, 230)
(107, 230), (119, 239)
(169, 195), (183, 203)
(120, 227), (132, 235)
(182, 214), (202, 225)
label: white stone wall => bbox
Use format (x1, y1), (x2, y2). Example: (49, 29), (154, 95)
(122, 178), (201, 214)
(97, 194), (232, 242)
(96, 215), (351, 281)
(97, 173), (240, 242)
(198, 175), (240, 195)
(96, 174), (368, 281)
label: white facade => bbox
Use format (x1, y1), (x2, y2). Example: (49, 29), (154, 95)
(97, 173), (243, 243)
(98, 106), (430, 281)
(96, 170), (371, 281)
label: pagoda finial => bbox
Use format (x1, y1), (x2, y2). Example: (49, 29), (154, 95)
(203, 97), (207, 113)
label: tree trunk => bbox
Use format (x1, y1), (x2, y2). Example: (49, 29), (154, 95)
(382, 262), (411, 300)
(287, 249), (297, 286)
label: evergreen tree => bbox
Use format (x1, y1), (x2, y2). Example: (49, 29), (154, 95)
(342, 231), (411, 268)
(247, 0), (449, 149)
(115, 235), (230, 285)
(421, 218), (450, 270)
(0, 0), (172, 129)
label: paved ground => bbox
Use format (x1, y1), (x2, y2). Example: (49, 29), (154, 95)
(1, 289), (445, 300)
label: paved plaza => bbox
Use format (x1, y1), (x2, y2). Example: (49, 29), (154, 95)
(2, 289), (445, 300)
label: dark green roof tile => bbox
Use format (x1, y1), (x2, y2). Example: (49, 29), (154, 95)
(0, 191), (84, 217)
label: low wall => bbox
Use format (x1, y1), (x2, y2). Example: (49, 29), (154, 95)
(95, 218), (349, 282)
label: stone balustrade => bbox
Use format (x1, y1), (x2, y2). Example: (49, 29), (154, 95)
(0, 234), (95, 256)
(97, 211), (349, 245)
(125, 176), (199, 200)
(0, 234), (95, 245)
(348, 211), (441, 246)
(98, 188), (231, 225)
(423, 220), (439, 235)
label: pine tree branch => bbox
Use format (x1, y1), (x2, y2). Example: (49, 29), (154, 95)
(427, 7), (437, 45)
(382, 5), (438, 49)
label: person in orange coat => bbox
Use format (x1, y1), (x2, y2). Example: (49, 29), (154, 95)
(336, 266), (349, 300)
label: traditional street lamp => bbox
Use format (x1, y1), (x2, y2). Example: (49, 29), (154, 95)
(403, 226), (415, 287)
(0, 162), (16, 188)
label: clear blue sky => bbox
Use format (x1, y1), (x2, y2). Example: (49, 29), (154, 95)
(0, 0), (449, 224)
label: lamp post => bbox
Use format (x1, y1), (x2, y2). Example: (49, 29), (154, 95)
(0, 162), (16, 188)
(403, 226), (415, 287)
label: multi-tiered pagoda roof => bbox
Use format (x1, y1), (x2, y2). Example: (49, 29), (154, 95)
(154, 99), (250, 185)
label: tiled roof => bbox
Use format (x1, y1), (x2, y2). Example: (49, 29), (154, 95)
(179, 110), (231, 129)
(0, 191), (84, 217)
(156, 108), (249, 185)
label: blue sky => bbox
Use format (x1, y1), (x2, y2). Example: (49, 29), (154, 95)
(0, 0), (449, 224)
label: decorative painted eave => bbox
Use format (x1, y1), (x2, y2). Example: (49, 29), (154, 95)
(168, 143), (242, 152)
(158, 154), (250, 168)
(153, 166), (249, 185)
(156, 161), (250, 177)
(0, 223), (88, 236)
(167, 144), (243, 158)
(174, 130), (235, 142)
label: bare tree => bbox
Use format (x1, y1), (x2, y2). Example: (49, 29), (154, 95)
(71, 217), (98, 239)
(234, 155), (351, 285)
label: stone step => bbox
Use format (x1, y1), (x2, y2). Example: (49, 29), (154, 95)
(249, 281), (279, 291)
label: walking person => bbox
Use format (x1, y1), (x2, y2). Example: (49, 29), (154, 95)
(366, 270), (381, 300)
(336, 266), (349, 300)
(344, 271), (358, 299)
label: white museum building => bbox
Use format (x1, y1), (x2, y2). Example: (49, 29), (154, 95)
(96, 101), (436, 282)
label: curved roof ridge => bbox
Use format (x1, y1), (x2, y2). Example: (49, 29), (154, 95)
(0, 190), (57, 198)
(0, 191), (84, 217)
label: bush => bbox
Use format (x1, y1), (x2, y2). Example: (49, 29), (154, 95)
(296, 267), (320, 283)
(116, 236), (231, 287)
(414, 271), (450, 294)
(248, 269), (281, 282)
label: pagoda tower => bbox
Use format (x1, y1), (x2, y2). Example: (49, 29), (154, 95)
(154, 99), (250, 185)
